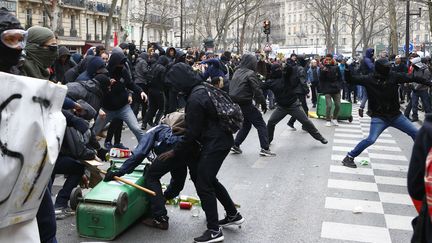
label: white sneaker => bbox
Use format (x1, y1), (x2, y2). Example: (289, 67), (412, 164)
(325, 122), (332, 127)
(331, 120), (339, 126)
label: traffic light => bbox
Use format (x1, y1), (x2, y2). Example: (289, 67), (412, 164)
(263, 20), (271, 35)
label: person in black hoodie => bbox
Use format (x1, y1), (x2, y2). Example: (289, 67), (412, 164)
(341, 58), (431, 168)
(229, 54), (275, 157)
(92, 51), (147, 141)
(287, 56), (309, 130)
(142, 55), (169, 129)
(166, 47), (177, 63)
(158, 63), (243, 243)
(52, 46), (76, 84)
(408, 114), (432, 243)
(133, 52), (150, 119)
(264, 64), (328, 144)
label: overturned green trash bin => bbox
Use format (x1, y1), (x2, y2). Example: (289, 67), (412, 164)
(73, 158), (150, 240)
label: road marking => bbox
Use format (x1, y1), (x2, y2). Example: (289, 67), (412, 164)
(321, 222), (391, 243)
(374, 176), (407, 186)
(368, 145), (402, 152)
(333, 139), (361, 145)
(368, 153), (408, 161)
(330, 165), (374, 176)
(371, 163), (408, 172)
(337, 124), (363, 128)
(335, 133), (364, 138)
(331, 154), (369, 162)
(325, 197), (384, 214)
(335, 128), (363, 133)
(332, 146), (368, 153)
(375, 138), (397, 144)
(384, 214), (414, 231)
(328, 179), (378, 192)
(379, 192), (412, 205)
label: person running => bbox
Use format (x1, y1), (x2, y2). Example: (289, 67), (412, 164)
(341, 58), (431, 168)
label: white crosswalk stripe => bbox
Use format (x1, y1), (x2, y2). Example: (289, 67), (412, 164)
(321, 106), (416, 242)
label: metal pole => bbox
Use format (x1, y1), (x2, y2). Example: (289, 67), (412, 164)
(180, 0), (183, 48)
(405, 0), (410, 57)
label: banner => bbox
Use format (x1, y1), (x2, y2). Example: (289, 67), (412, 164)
(0, 72), (66, 228)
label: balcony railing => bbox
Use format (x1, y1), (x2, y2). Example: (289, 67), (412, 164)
(70, 29), (78, 37)
(63, 0), (85, 8)
(86, 33), (92, 40)
(86, 1), (120, 14)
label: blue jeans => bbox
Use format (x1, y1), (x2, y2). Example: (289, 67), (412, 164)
(93, 105), (145, 141)
(360, 89), (368, 109)
(348, 114), (418, 157)
(412, 90), (432, 119)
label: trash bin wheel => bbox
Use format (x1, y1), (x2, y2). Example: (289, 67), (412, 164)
(348, 116), (353, 123)
(116, 192), (128, 215)
(70, 187), (82, 210)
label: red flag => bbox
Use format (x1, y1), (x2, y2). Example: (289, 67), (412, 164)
(113, 32), (118, 47)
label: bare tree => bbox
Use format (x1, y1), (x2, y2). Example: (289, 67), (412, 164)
(105, 0), (118, 47)
(41, 0), (62, 35)
(305, 0), (345, 54)
(388, 0), (398, 55)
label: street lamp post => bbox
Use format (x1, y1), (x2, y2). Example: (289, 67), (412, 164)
(405, 0), (421, 57)
(180, 0), (183, 48)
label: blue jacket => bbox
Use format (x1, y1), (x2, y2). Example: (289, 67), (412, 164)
(201, 58), (225, 80)
(361, 48), (375, 74)
(307, 66), (320, 84)
(118, 124), (183, 174)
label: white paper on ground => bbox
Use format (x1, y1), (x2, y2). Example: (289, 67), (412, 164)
(0, 72), (66, 228)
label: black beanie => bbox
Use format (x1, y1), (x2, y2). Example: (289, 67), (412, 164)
(94, 73), (111, 93)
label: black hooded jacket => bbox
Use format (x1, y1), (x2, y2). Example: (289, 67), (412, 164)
(149, 55), (169, 91)
(262, 65), (299, 107)
(52, 46), (76, 84)
(134, 52), (149, 85)
(102, 52), (143, 111)
(346, 66), (430, 119)
(408, 114), (432, 243)
(229, 54), (266, 106)
(64, 55), (93, 83)
(66, 74), (110, 112)
(165, 63), (234, 157)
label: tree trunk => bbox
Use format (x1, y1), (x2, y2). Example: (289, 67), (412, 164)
(105, 0), (118, 48)
(119, 0), (129, 43)
(388, 0), (398, 55)
(428, 1), (432, 41)
(239, 14), (249, 55)
(139, 0), (149, 51)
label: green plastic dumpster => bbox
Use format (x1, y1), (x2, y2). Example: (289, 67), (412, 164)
(316, 94), (353, 122)
(71, 158), (150, 240)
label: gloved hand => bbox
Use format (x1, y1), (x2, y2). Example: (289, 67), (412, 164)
(103, 170), (124, 182)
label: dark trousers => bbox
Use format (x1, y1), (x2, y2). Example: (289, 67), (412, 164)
(189, 149), (237, 231)
(164, 89), (179, 115)
(311, 82), (319, 105)
(412, 90), (432, 119)
(105, 118), (122, 145)
(132, 83), (148, 119)
(288, 94), (308, 126)
(234, 103), (270, 150)
(37, 180), (57, 243)
(145, 157), (187, 218)
(343, 84), (357, 103)
(143, 89), (165, 126)
(51, 155), (85, 208)
(268, 102), (323, 143)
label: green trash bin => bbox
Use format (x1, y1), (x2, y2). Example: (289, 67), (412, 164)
(316, 94), (353, 122)
(72, 158), (151, 240)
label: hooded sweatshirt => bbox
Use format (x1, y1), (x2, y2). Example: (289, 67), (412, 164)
(21, 26), (57, 80)
(76, 56), (106, 81)
(0, 9), (23, 72)
(229, 54), (266, 106)
(360, 48), (375, 75)
(102, 52), (142, 111)
(262, 64), (298, 107)
(135, 52), (149, 84)
(148, 55), (169, 90)
(53, 46), (76, 83)
(165, 63), (233, 158)
(201, 58), (225, 81)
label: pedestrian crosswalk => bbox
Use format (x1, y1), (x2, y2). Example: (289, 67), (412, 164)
(320, 108), (416, 243)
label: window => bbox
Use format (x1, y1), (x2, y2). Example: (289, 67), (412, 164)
(71, 15), (76, 30)
(101, 21), (104, 38)
(42, 11), (48, 27)
(94, 19), (97, 38)
(288, 27), (291, 35)
(299, 14), (302, 22)
(416, 34), (420, 42)
(288, 15), (291, 23)
(26, 9), (32, 28)
(311, 25), (314, 34)
(342, 38), (346, 45)
(425, 34), (429, 42)
(86, 18), (89, 35)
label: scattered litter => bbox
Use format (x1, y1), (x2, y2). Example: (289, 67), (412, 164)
(313, 165), (319, 167)
(352, 206), (363, 214)
(360, 160), (369, 166)
(192, 208), (200, 217)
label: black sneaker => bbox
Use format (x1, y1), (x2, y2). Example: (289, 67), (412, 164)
(259, 149), (276, 157)
(231, 145), (242, 154)
(142, 215), (169, 230)
(411, 117), (419, 122)
(342, 156), (357, 168)
(318, 137), (328, 144)
(194, 227), (224, 243)
(219, 212), (245, 227)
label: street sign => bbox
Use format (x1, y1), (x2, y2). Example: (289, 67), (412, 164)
(403, 42), (414, 52)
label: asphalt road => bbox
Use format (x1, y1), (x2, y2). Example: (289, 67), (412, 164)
(55, 104), (421, 243)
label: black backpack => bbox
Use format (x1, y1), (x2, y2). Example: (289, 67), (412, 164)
(197, 82), (243, 133)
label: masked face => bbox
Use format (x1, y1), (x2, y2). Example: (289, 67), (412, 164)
(0, 29), (26, 71)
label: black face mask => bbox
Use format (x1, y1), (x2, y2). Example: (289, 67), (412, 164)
(0, 42), (21, 71)
(115, 66), (123, 74)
